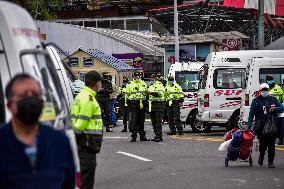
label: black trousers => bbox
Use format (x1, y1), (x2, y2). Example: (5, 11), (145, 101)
(258, 135), (276, 164)
(98, 100), (110, 129)
(167, 104), (183, 132)
(150, 111), (163, 138)
(120, 100), (129, 130)
(78, 146), (97, 189)
(129, 107), (146, 139)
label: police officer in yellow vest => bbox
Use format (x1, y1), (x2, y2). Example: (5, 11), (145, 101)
(266, 75), (284, 145)
(165, 76), (185, 135)
(125, 71), (150, 142)
(147, 74), (165, 142)
(71, 71), (103, 189)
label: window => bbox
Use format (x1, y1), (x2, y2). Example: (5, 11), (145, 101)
(0, 74), (5, 125)
(259, 68), (284, 86)
(213, 68), (246, 89)
(176, 71), (200, 92)
(69, 57), (79, 67)
(83, 57), (93, 67)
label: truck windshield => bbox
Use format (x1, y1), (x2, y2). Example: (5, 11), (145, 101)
(175, 71), (200, 92)
(20, 50), (70, 130)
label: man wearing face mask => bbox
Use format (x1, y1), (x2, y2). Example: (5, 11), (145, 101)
(266, 75), (284, 145)
(71, 70), (104, 189)
(165, 76), (185, 135)
(247, 83), (284, 168)
(125, 71), (149, 142)
(0, 74), (75, 189)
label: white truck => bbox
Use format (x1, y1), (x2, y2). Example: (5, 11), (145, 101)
(0, 2), (80, 188)
(239, 57), (284, 128)
(197, 50), (284, 132)
(168, 62), (204, 132)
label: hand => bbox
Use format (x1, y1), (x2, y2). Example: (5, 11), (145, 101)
(269, 107), (276, 112)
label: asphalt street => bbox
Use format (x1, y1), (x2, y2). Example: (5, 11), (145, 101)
(95, 121), (284, 189)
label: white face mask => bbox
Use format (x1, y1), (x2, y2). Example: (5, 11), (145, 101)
(260, 91), (269, 97)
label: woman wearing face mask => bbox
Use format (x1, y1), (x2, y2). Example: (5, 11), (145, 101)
(247, 83), (284, 168)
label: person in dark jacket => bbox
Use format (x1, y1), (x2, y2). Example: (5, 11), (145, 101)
(0, 74), (75, 189)
(97, 72), (114, 132)
(117, 77), (130, 132)
(247, 83), (284, 168)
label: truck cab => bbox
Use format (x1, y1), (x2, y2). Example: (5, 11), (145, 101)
(197, 50), (284, 132)
(239, 57), (284, 129)
(168, 62), (204, 131)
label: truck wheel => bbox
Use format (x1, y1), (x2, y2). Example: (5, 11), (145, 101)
(226, 110), (240, 131)
(188, 111), (212, 133)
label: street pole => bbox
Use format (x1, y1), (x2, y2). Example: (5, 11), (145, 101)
(174, 0), (179, 62)
(258, 0), (264, 49)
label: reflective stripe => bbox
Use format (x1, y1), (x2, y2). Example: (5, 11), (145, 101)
(128, 98), (146, 100)
(71, 114), (101, 121)
(130, 91), (145, 94)
(74, 129), (103, 135)
(169, 92), (183, 94)
(149, 99), (164, 101)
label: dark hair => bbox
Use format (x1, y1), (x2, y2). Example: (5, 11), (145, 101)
(266, 75), (274, 81)
(84, 71), (103, 87)
(5, 74), (35, 100)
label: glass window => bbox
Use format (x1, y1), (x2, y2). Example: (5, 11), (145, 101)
(84, 21), (97, 28)
(83, 57), (93, 67)
(69, 57), (79, 67)
(176, 71), (200, 92)
(0, 74), (5, 125)
(97, 20), (111, 28)
(111, 20), (124, 30)
(213, 68), (246, 89)
(259, 68), (284, 86)
(126, 19), (138, 31)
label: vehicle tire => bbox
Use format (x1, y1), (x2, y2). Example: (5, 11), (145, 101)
(188, 110), (212, 133)
(225, 157), (229, 167)
(226, 110), (240, 131)
(249, 156), (253, 167)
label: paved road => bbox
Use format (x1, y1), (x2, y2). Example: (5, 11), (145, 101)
(95, 121), (284, 189)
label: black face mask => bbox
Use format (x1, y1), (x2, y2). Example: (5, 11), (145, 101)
(16, 96), (44, 125)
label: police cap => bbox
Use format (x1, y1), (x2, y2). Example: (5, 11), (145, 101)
(167, 75), (174, 81)
(134, 71), (143, 77)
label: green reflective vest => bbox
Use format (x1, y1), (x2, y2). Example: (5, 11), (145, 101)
(165, 82), (184, 106)
(147, 80), (165, 112)
(71, 86), (103, 135)
(269, 84), (284, 102)
(125, 79), (147, 109)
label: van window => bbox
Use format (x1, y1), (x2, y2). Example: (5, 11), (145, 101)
(213, 68), (246, 89)
(259, 68), (284, 86)
(0, 75), (5, 125)
(176, 71), (200, 92)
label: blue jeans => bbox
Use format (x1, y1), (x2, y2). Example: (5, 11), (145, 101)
(110, 99), (117, 125)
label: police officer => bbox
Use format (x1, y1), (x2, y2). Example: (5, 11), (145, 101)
(71, 71), (103, 189)
(266, 75), (284, 145)
(165, 76), (184, 135)
(97, 72), (114, 132)
(125, 71), (149, 142)
(147, 74), (165, 142)
(157, 73), (168, 123)
(118, 77), (129, 132)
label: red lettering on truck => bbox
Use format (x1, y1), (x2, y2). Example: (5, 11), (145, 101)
(12, 28), (40, 38)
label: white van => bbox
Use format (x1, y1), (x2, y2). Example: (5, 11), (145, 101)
(197, 50), (284, 132)
(239, 57), (284, 128)
(168, 62), (204, 131)
(0, 2), (80, 188)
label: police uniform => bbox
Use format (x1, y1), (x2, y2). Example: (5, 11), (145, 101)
(148, 79), (165, 142)
(165, 78), (184, 135)
(71, 85), (103, 189)
(97, 74), (113, 132)
(125, 73), (149, 142)
(118, 79), (129, 132)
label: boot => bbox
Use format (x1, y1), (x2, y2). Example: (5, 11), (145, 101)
(106, 128), (113, 132)
(121, 129), (127, 132)
(278, 135), (283, 145)
(151, 136), (162, 142)
(178, 131), (184, 135)
(130, 138), (136, 142)
(140, 137), (150, 141)
(258, 156), (264, 166)
(167, 131), (176, 135)
(268, 163), (275, 168)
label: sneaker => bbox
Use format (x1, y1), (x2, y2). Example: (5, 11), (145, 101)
(268, 163), (275, 168)
(121, 129), (127, 132)
(167, 131), (176, 135)
(130, 138), (136, 142)
(140, 137), (150, 141)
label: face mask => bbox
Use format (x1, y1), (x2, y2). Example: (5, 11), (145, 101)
(168, 81), (174, 85)
(260, 91), (269, 98)
(16, 96), (43, 125)
(267, 80), (274, 85)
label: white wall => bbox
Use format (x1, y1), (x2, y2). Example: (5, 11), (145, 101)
(36, 21), (138, 55)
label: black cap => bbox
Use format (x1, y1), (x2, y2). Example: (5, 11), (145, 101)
(134, 71), (143, 77)
(168, 75), (174, 81)
(266, 75), (274, 81)
(85, 71), (103, 85)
